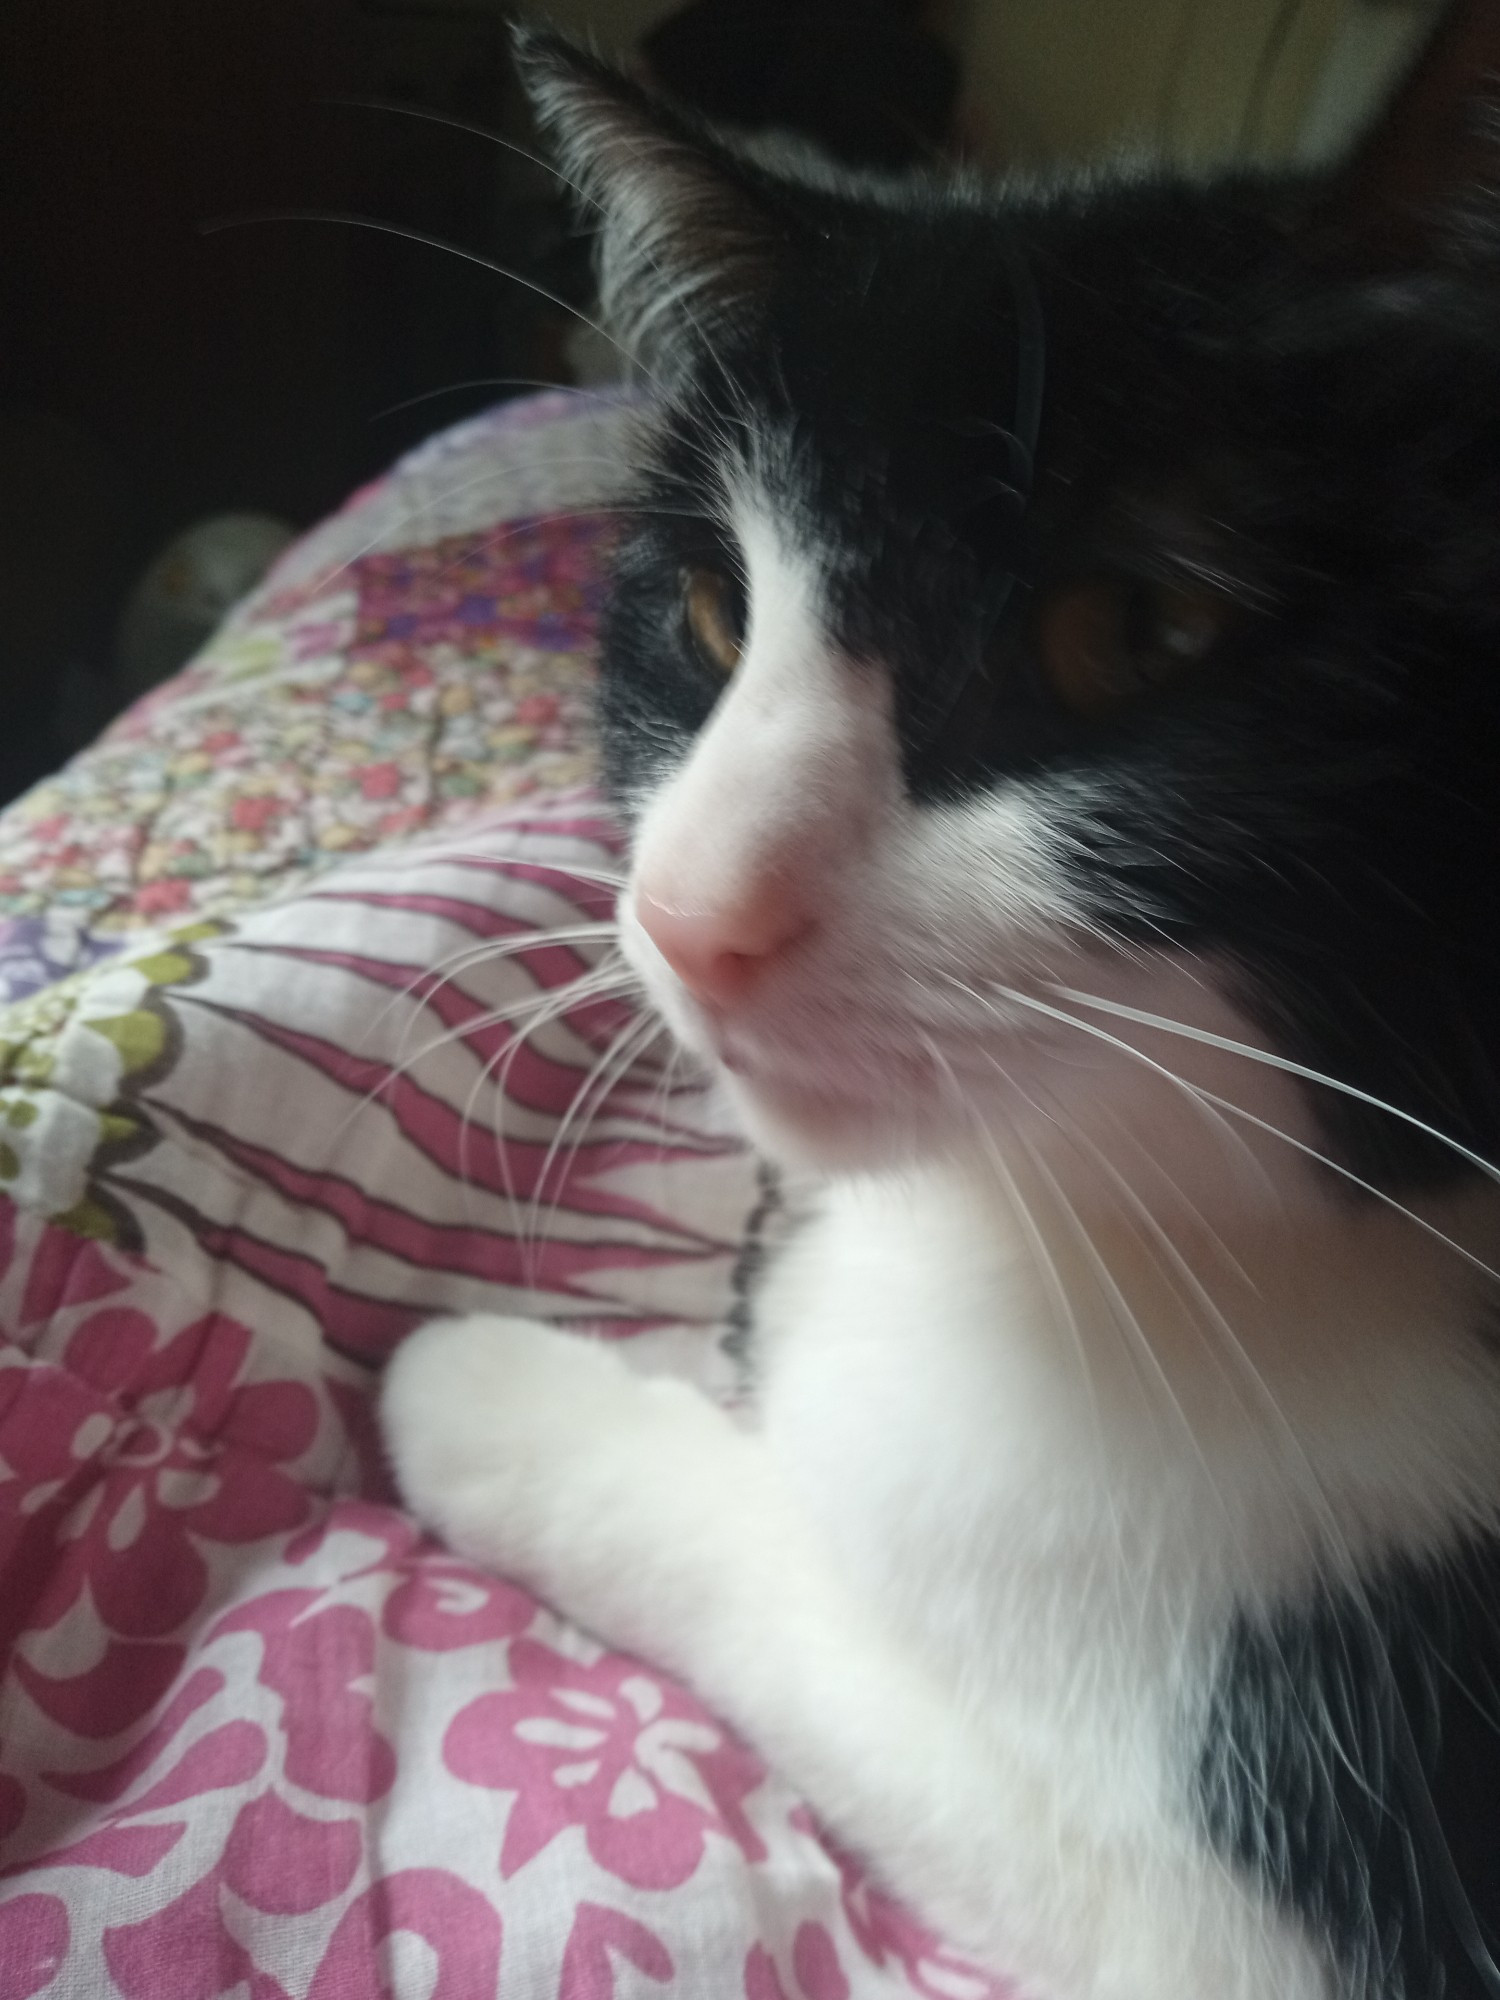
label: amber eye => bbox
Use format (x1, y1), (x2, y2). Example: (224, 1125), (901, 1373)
(1036, 575), (1225, 719)
(682, 566), (745, 676)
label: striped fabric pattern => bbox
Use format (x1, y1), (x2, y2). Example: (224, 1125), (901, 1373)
(0, 396), (1006, 2000)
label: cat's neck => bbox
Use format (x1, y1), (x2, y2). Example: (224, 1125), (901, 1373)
(851, 1152), (1500, 1591)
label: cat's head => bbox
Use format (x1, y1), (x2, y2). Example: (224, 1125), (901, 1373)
(522, 30), (1500, 1208)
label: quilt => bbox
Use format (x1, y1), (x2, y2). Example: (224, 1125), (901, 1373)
(0, 392), (1009, 1999)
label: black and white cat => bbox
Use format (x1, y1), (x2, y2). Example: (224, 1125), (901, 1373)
(383, 30), (1500, 1999)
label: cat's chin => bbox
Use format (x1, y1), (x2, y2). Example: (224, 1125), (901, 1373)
(716, 1065), (951, 1175)
(628, 974), (943, 1171)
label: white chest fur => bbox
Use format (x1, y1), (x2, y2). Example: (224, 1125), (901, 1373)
(755, 1165), (1500, 1832)
(383, 1147), (1500, 2000)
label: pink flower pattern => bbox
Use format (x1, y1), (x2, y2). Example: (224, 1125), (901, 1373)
(1, 1308), (317, 1646)
(0, 393), (1016, 1996)
(446, 1635), (767, 1888)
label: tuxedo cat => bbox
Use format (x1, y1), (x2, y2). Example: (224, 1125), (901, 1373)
(385, 30), (1500, 1998)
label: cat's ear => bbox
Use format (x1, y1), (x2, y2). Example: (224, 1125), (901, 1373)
(513, 26), (782, 377)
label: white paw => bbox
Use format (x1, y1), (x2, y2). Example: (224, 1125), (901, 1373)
(382, 1314), (634, 1577)
(381, 1312), (733, 1652)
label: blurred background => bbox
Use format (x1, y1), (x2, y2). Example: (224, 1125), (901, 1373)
(0, 0), (1472, 802)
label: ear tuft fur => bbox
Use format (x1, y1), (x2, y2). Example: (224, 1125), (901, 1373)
(512, 25), (778, 378)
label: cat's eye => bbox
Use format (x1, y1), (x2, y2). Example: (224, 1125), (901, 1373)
(682, 566), (745, 676)
(1036, 575), (1225, 719)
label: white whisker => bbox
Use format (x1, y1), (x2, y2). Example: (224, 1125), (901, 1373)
(936, 970), (1275, 1199)
(459, 955), (640, 1233)
(201, 209), (660, 387)
(372, 921), (619, 1048)
(523, 1010), (663, 1285)
(329, 957), (633, 1161)
(990, 983), (1500, 1289)
(1047, 984), (1500, 1189)
(921, 1028), (1129, 1594)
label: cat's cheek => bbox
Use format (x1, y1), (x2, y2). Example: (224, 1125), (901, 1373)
(1031, 953), (1331, 1221)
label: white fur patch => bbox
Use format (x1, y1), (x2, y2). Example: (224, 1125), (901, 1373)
(388, 469), (1500, 2000)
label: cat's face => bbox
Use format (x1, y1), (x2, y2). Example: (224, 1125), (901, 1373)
(526, 34), (1500, 1204)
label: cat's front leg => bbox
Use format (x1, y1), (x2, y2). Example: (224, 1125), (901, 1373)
(382, 1314), (1329, 2000)
(382, 1311), (922, 1744)
(382, 1312), (790, 1659)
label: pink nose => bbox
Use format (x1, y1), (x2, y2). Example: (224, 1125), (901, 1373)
(635, 883), (810, 1007)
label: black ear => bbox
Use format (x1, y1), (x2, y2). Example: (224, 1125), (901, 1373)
(513, 26), (784, 376)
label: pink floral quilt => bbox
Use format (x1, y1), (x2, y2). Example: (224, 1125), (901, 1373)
(0, 394), (1008, 1999)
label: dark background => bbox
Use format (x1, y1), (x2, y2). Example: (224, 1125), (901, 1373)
(0, 0), (580, 801)
(0, 0), (1478, 808)
(0, 0), (971, 804)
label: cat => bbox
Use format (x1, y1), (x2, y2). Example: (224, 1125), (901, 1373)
(382, 28), (1500, 1999)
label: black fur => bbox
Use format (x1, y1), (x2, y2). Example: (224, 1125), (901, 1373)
(1202, 1540), (1500, 1999)
(595, 149), (1500, 1190)
(534, 37), (1500, 1991)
